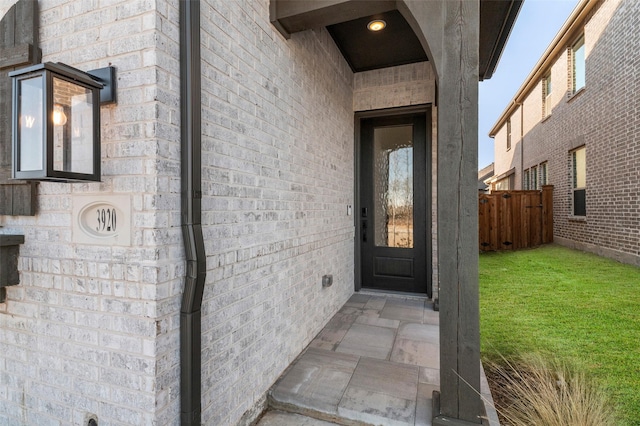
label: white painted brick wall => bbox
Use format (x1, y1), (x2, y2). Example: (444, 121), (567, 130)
(1, 1), (439, 425)
(0, 0), (174, 424)
(353, 62), (435, 111)
(195, 1), (355, 423)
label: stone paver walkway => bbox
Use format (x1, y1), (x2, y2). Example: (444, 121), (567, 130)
(263, 293), (440, 426)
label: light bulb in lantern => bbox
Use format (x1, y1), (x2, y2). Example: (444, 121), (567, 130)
(52, 104), (67, 126)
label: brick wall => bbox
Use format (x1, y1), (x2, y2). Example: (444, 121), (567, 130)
(493, 104), (522, 188)
(353, 62), (435, 111)
(493, 0), (639, 266)
(0, 1), (439, 425)
(0, 4), (11, 17)
(0, 0), (179, 424)
(195, 1), (356, 424)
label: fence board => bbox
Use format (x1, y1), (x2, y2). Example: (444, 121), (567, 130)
(489, 195), (499, 251)
(479, 186), (554, 252)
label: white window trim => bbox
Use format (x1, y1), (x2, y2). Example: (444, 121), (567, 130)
(571, 146), (586, 217)
(540, 162), (548, 186)
(569, 35), (586, 97)
(542, 73), (552, 118)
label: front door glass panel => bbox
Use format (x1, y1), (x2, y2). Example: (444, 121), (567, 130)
(373, 125), (413, 248)
(359, 112), (429, 295)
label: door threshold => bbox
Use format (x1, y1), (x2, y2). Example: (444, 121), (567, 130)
(358, 288), (431, 300)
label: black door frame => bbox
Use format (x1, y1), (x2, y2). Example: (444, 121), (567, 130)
(354, 104), (432, 297)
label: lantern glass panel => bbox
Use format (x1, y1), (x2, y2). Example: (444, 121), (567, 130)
(52, 77), (95, 175)
(18, 76), (44, 172)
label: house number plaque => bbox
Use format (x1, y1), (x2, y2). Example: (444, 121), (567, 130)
(91, 207), (117, 235)
(73, 196), (131, 246)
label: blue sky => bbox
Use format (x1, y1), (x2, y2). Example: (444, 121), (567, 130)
(478, 0), (580, 169)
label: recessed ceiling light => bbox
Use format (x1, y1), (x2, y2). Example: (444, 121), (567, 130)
(367, 20), (386, 32)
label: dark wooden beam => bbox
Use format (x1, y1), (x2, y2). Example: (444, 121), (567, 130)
(0, 233), (25, 303)
(0, 182), (37, 216)
(0, 0), (40, 215)
(0, 184), (11, 214)
(0, 68), (12, 183)
(433, 0), (482, 423)
(0, 43), (39, 70)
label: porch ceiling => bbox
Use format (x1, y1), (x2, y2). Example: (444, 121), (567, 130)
(270, 0), (522, 79)
(326, 9), (428, 72)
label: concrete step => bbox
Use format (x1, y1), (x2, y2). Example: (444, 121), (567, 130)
(256, 410), (342, 426)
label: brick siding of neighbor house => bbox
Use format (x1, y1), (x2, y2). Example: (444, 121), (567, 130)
(493, 104), (523, 187)
(491, 0), (640, 266)
(0, 0), (437, 425)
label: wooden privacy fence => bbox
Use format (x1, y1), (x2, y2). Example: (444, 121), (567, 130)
(479, 185), (553, 251)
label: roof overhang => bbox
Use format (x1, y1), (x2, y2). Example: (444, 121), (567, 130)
(486, 167), (515, 184)
(270, 0), (522, 79)
(479, 0), (523, 80)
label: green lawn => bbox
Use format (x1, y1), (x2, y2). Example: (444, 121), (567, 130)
(480, 244), (640, 425)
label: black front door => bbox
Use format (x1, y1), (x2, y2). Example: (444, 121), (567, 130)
(359, 112), (430, 294)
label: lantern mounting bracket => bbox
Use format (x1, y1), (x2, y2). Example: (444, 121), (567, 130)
(87, 66), (117, 105)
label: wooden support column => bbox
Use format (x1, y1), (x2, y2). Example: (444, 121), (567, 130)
(434, 0), (482, 424)
(0, 0), (40, 216)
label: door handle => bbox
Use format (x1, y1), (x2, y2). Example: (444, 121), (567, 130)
(362, 220), (367, 242)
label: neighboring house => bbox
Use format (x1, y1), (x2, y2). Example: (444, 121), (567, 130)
(0, 0), (520, 425)
(489, 0), (639, 267)
(477, 162), (494, 192)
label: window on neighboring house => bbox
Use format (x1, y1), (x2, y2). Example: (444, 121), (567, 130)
(543, 73), (552, 117)
(493, 174), (514, 191)
(531, 165), (538, 189)
(540, 162), (548, 186)
(571, 36), (585, 93)
(572, 147), (586, 216)
(523, 169), (530, 190)
(506, 119), (512, 151)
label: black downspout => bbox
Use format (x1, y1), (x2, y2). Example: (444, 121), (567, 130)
(179, 1), (206, 425)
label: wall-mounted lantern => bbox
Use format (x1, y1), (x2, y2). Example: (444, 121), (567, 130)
(9, 62), (116, 182)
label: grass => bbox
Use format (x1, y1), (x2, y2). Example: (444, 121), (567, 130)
(480, 244), (640, 425)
